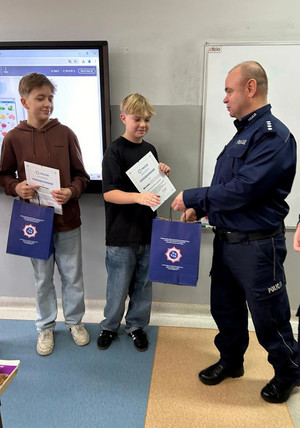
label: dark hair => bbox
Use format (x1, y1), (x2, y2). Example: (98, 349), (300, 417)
(19, 73), (56, 97)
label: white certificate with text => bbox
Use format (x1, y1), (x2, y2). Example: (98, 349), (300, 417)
(126, 151), (176, 211)
(24, 161), (62, 215)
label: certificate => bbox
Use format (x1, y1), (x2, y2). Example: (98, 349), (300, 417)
(126, 151), (176, 211)
(24, 161), (62, 215)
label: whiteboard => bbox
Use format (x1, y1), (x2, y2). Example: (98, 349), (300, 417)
(201, 43), (300, 228)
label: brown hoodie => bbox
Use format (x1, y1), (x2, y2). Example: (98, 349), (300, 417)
(0, 119), (90, 232)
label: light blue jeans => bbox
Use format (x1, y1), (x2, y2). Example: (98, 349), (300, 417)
(100, 245), (152, 334)
(31, 227), (85, 331)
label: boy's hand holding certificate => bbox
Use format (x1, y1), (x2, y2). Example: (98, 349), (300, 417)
(24, 161), (63, 215)
(126, 152), (175, 211)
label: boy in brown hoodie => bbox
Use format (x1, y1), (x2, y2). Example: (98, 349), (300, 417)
(0, 73), (90, 355)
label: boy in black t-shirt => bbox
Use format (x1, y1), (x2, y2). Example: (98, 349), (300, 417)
(98, 93), (170, 351)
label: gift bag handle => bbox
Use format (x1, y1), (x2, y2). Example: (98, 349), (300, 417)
(23, 189), (41, 206)
(169, 207), (186, 223)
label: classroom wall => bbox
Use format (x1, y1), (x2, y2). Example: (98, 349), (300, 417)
(1, 0), (299, 309)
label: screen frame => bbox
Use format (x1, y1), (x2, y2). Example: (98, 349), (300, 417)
(0, 40), (111, 193)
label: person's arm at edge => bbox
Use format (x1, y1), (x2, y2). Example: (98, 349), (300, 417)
(293, 214), (300, 252)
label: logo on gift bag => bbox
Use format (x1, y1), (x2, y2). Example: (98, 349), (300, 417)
(165, 246), (182, 263)
(23, 224), (38, 238)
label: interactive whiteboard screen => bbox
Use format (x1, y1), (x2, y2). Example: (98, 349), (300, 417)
(0, 41), (111, 192)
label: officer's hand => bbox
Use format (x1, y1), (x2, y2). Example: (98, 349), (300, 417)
(181, 208), (197, 222)
(172, 191), (186, 212)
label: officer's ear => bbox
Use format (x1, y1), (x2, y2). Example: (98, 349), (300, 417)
(246, 78), (257, 98)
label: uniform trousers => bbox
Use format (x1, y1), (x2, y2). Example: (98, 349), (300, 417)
(210, 232), (299, 385)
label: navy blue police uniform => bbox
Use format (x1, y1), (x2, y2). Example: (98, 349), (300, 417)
(184, 104), (299, 385)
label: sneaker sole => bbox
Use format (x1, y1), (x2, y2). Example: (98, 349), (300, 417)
(97, 343), (112, 350)
(72, 336), (90, 346)
(134, 345), (148, 352)
(74, 340), (90, 346)
(36, 346), (54, 356)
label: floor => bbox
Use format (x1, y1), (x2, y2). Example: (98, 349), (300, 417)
(0, 297), (299, 427)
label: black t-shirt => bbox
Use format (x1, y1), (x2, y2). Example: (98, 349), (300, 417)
(102, 136), (158, 246)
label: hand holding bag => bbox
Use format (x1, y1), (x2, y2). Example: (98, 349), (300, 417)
(149, 211), (202, 286)
(6, 199), (54, 260)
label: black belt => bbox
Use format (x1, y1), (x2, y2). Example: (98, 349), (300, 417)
(213, 223), (284, 244)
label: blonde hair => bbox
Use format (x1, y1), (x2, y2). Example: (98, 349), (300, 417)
(19, 73), (56, 97)
(120, 93), (156, 117)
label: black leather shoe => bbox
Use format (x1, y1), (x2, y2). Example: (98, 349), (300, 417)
(97, 330), (117, 350)
(199, 361), (244, 385)
(128, 328), (148, 352)
(261, 377), (300, 403)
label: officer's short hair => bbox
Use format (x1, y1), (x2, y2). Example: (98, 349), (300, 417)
(231, 61), (268, 97)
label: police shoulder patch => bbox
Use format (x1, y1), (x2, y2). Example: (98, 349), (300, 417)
(263, 119), (277, 133)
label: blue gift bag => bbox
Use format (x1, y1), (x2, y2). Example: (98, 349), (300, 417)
(6, 199), (54, 260)
(149, 217), (202, 286)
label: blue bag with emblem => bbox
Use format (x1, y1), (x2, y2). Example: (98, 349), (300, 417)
(6, 199), (54, 260)
(149, 216), (201, 286)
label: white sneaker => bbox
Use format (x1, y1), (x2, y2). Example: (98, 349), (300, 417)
(36, 329), (54, 356)
(69, 323), (90, 346)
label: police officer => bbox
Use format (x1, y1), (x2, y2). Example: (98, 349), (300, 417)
(172, 61), (300, 403)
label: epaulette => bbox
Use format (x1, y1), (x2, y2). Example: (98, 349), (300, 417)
(262, 119), (277, 134)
